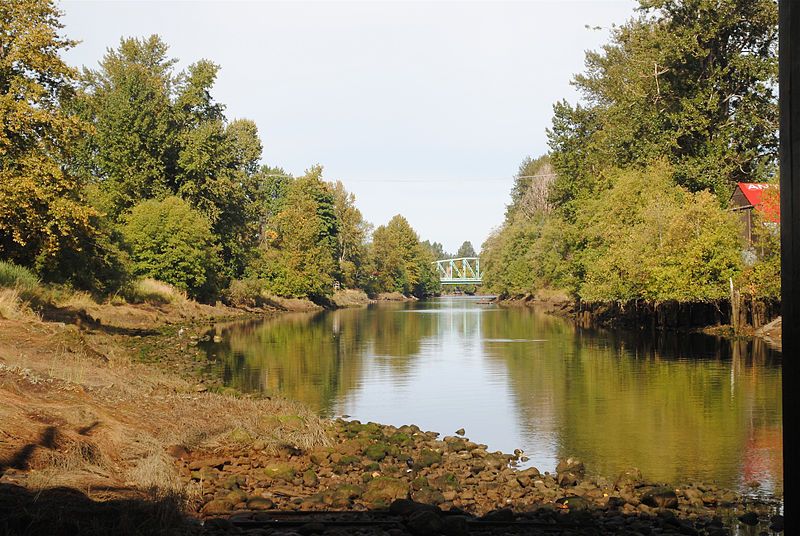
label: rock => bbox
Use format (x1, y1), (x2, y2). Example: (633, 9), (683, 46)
(194, 383), (208, 392)
(641, 487), (678, 509)
(411, 487), (445, 505)
(226, 489), (247, 504)
(302, 469), (319, 487)
(406, 509), (444, 536)
(770, 514), (784, 532)
(556, 495), (589, 511)
(615, 467), (643, 489)
(363, 477), (408, 507)
(364, 442), (390, 461)
(738, 512), (759, 526)
(479, 508), (514, 522)
(332, 484), (363, 506)
(413, 448), (443, 469)
(261, 462), (296, 481)
(201, 499), (232, 515)
(442, 515), (469, 536)
(246, 497), (274, 510)
(556, 457), (585, 475)
(455, 428), (465, 436)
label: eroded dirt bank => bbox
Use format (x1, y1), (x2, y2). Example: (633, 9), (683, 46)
(0, 301), (783, 535)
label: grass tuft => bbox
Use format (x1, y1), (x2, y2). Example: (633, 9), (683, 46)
(0, 260), (39, 292)
(126, 279), (188, 305)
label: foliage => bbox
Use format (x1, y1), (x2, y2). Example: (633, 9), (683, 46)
(248, 168), (339, 299)
(0, 1), (130, 293)
(371, 216), (440, 298)
(549, 0), (777, 203)
(0, 261), (40, 292)
(455, 241), (476, 258)
(331, 181), (372, 288)
(576, 164), (742, 303)
(736, 185), (781, 299)
(122, 197), (221, 300)
(125, 278), (188, 305)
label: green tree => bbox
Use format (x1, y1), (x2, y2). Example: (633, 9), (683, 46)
(549, 0), (778, 201)
(122, 196), (221, 300)
(371, 215), (439, 297)
(331, 181), (372, 288)
(0, 0), (126, 292)
(456, 241), (476, 258)
(248, 167), (339, 299)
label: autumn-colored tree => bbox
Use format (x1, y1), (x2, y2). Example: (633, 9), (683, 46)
(0, 0), (126, 291)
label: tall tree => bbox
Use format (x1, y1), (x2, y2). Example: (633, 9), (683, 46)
(331, 181), (372, 288)
(456, 241), (477, 258)
(371, 215), (439, 297)
(0, 0), (125, 291)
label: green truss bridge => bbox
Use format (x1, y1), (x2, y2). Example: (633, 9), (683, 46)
(433, 257), (483, 285)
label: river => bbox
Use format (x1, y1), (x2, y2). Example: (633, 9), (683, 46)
(203, 296), (782, 498)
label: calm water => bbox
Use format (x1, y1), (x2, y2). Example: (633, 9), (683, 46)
(203, 296), (783, 496)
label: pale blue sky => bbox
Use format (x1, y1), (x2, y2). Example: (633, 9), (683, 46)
(60, 0), (637, 253)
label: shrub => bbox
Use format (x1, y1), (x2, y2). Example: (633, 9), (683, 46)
(122, 197), (222, 301)
(0, 260), (39, 292)
(125, 278), (188, 305)
(223, 278), (269, 308)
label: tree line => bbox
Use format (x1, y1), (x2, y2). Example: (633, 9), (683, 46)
(482, 0), (780, 305)
(0, 0), (448, 303)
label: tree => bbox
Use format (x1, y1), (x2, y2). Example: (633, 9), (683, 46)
(548, 0), (778, 202)
(248, 167), (339, 299)
(0, 0), (126, 292)
(456, 241), (476, 258)
(331, 181), (372, 288)
(122, 196), (221, 300)
(371, 215), (439, 297)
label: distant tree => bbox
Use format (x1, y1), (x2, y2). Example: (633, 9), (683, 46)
(122, 196), (221, 300)
(248, 167), (339, 299)
(456, 241), (477, 258)
(371, 215), (439, 297)
(331, 181), (372, 288)
(420, 240), (448, 260)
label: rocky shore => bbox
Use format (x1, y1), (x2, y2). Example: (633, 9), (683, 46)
(186, 419), (782, 535)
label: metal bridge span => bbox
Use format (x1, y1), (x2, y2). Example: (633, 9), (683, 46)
(432, 257), (482, 285)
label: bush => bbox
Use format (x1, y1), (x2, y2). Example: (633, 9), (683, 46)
(0, 260), (39, 292)
(122, 197), (222, 301)
(125, 278), (188, 305)
(223, 278), (269, 307)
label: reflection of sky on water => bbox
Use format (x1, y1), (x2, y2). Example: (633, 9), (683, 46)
(208, 296), (782, 497)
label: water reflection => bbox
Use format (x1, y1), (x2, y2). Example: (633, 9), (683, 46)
(205, 297), (782, 495)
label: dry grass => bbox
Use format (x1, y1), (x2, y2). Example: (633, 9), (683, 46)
(0, 289), (38, 320)
(127, 279), (188, 305)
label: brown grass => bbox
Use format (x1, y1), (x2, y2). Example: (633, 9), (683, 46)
(0, 289), (38, 321)
(127, 278), (188, 305)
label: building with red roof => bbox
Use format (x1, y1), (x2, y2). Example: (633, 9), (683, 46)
(729, 182), (780, 244)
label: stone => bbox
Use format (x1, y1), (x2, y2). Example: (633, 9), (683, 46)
(479, 508), (514, 522)
(406, 509), (444, 536)
(614, 467), (643, 489)
(226, 489), (247, 504)
(201, 499), (232, 515)
(413, 448), (443, 469)
(556, 457), (585, 475)
(738, 512), (759, 526)
(770, 514), (784, 532)
(261, 462), (296, 481)
(246, 497), (274, 510)
(556, 495), (589, 511)
(302, 469), (319, 487)
(455, 428), (465, 436)
(641, 487), (678, 509)
(411, 487), (445, 505)
(364, 442), (390, 461)
(203, 518), (234, 531)
(363, 477), (409, 507)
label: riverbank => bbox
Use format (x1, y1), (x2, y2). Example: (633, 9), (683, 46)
(0, 300), (783, 535)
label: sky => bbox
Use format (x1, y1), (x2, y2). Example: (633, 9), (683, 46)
(59, 0), (638, 254)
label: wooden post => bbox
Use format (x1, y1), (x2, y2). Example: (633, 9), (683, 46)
(779, 1), (798, 528)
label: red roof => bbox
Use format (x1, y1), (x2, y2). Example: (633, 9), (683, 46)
(735, 182), (780, 223)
